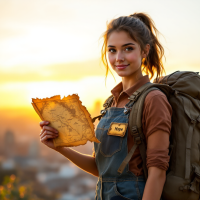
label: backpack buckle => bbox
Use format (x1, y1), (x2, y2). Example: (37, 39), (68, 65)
(131, 126), (138, 134)
(134, 136), (142, 145)
(103, 103), (109, 108)
(191, 119), (197, 124)
(131, 126), (142, 145)
(128, 92), (140, 102)
(179, 185), (190, 191)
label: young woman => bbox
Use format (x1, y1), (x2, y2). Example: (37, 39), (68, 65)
(39, 13), (172, 200)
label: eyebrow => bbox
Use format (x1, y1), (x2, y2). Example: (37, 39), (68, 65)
(108, 43), (135, 47)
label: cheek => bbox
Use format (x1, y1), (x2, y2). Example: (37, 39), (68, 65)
(107, 54), (115, 66)
(126, 53), (137, 62)
(126, 53), (140, 63)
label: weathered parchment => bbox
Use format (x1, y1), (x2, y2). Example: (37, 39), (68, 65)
(32, 94), (100, 147)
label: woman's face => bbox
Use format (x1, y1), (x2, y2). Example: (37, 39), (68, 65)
(107, 31), (147, 79)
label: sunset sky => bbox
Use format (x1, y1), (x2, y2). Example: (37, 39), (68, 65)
(0, 0), (200, 115)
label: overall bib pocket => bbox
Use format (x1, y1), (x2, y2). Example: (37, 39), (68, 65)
(100, 127), (123, 157)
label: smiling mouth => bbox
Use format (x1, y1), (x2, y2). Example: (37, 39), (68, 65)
(115, 64), (129, 70)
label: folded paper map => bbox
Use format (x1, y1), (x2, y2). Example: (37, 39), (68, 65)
(32, 94), (100, 147)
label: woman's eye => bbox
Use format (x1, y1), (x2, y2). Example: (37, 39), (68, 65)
(108, 48), (116, 53)
(125, 47), (133, 51)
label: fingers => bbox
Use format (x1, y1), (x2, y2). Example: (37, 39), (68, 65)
(40, 129), (58, 138)
(39, 121), (59, 145)
(39, 121), (49, 128)
(39, 125), (58, 136)
(40, 133), (57, 143)
(40, 130), (58, 141)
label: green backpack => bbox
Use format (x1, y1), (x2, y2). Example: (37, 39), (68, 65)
(93, 71), (200, 200)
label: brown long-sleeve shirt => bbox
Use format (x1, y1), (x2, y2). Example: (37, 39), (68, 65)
(110, 75), (172, 176)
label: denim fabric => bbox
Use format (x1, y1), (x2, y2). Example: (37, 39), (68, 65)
(94, 107), (146, 200)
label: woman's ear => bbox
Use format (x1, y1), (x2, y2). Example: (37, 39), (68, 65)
(142, 44), (150, 58)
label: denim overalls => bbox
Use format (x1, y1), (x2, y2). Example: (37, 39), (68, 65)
(94, 106), (146, 200)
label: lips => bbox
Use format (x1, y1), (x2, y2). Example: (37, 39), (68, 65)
(115, 64), (129, 70)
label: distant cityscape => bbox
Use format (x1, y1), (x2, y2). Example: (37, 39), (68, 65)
(0, 102), (102, 200)
(0, 100), (102, 200)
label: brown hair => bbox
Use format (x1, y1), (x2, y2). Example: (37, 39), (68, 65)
(101, 12), (165, 80)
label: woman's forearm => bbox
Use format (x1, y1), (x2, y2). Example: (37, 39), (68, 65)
(142, 167), (166, 200)
(55, 146), (99, 177)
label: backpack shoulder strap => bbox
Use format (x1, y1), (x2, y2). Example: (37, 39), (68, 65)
(130, 83), (171, 131)
(129, 86), (161, 179)
(103, 95), (114, 108)
(118, 83), (171, 179)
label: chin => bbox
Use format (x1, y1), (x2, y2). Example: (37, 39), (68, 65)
(116, 72), (130, 77)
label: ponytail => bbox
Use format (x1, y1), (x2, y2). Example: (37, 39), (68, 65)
(101, 12), (165, 80)
(130, 13), (165, 79)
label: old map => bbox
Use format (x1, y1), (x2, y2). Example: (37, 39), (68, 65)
(32, 94), (100, 147)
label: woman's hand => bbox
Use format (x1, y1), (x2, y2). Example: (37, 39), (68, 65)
(39, 121), (59, 150)
(40, 121), (99, 177)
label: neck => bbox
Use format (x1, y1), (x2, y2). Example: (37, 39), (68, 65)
(121, 69), (143, 91)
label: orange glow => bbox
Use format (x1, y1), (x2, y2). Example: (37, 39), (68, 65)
(0, 0), (200, 141)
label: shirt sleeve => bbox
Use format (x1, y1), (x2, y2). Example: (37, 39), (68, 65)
(146, 149), (170, 170)
(142, 90), (172, 170)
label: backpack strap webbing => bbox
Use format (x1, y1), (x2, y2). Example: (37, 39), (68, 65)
(118, 83), (171, 179)
(128, 82), (152, 102)
(103, 95), (114, 108)
(131, 83), (171, 128)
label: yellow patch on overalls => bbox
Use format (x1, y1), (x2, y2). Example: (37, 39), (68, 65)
(107, 122), (128, 137)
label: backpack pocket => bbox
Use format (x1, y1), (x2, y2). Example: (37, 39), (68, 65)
(162, 170), (200, 200)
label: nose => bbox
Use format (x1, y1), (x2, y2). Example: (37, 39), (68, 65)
(116, 51), (124, 62)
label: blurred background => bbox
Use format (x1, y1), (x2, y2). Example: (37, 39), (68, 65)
(0, 0), (200, 199)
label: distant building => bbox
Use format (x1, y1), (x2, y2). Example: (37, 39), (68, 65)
(4, 130), (15, 158)
(1, 159), (15, 170)
(15, 142), (29, 157)
(29, 139), (40, 158)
